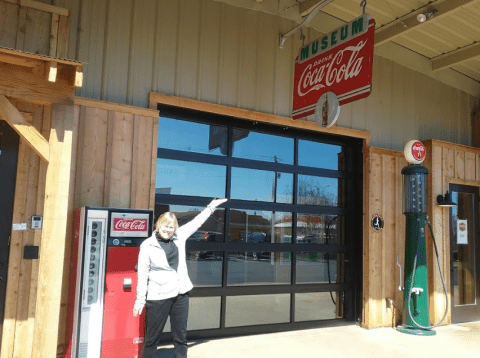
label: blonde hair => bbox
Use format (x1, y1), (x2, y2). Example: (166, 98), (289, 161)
(155, 212), (179, 232)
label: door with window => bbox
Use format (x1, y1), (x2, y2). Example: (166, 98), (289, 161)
(154, 105), (363, 339)
(0, 120), (19, 344)
(449, 184), (480, 323)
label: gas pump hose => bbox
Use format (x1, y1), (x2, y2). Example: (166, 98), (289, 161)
(406, 216), (448, 329)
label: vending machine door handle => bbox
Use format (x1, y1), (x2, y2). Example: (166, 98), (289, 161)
(123, 278), (132, 290)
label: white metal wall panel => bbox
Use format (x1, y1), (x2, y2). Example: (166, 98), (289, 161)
(60, 0), (473, 150)
(0, 1), (19, 48)
(217, 3), (240, 107)
(197, 0), (221, 104)
(153, 0), (179, 97)
(75, 0), (108, 100)
(103, 0), (134, 104)
(128, 0), (156, 105)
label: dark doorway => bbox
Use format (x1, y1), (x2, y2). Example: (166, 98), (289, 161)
(449, 184), (480, 323)
(0, 120), (19, 344)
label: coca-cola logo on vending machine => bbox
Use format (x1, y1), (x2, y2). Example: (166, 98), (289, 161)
(110, 213), (150, 237)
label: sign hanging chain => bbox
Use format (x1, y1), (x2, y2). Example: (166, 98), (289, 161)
(300, 28), (305, 47)
(360, 0), (367, 14)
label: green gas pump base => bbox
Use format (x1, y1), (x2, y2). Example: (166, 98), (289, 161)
(397, 213), (436, 336)
(397, 326), (436, 336)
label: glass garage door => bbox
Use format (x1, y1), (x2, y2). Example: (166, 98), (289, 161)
(154, 105), (363, 339)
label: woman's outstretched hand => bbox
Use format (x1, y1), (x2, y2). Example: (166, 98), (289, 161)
(208, 198), (227, 210)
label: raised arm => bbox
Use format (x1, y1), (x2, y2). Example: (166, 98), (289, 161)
(176, 198), (227, 241)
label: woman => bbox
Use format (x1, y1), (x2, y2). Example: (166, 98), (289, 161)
(133, 198), (227, 358)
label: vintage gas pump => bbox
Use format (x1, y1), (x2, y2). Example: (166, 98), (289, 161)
(397, 140), (449, 336)
(398, 140), (434, 335)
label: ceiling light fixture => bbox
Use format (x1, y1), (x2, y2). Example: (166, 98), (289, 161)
(417, 10), (437, 23)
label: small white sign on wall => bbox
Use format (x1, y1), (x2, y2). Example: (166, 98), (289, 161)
(457, 219), (468, 245)
(12, 223), (27, 231)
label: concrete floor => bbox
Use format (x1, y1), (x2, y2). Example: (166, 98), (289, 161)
(155, 321), (480, 357)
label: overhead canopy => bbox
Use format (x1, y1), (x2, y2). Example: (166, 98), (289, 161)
(213, 0), (480, 95)
(0, 47), (85, 162)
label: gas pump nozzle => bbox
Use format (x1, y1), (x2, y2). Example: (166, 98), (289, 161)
(396, 254), (403, 291)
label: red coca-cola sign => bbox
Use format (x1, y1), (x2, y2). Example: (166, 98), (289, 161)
(292, 16), (375, 120)
(113, 218), (147, 231)
(411, 141), (426, 161)
(111, 212), (150, 237)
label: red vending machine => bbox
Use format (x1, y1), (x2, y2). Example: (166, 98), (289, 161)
(66, 207), (153, 358)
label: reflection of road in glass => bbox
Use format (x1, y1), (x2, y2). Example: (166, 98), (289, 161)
(187, 255), (338, 287)
(187, 256), (223, 287)
(182, 255), (340, 332)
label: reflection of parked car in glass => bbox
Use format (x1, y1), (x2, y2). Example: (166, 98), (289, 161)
(242, 232), (270, 260)
(296, 234), (321, 244)
(189, 231), (223, 260)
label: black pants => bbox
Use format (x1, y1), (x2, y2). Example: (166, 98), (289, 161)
(142, 293), (189, 358)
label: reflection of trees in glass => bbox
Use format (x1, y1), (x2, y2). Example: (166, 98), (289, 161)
(280, 177), (338, 207)
(297, 177), (337, 206)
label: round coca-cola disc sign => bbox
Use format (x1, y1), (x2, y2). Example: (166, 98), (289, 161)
(404, 140), (426, 164)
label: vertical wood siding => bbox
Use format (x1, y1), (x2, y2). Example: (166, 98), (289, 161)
(72, 101), (158, 210)
(364, 142), (480, 329)
(1, 100), (50, 358)
(59, 99), (158, 356)
(425, 140), (480, 326)
(0, 0), (69, 58)
(363, 147), (407, 328)
(1, 98), (158, 358)
(64, 0), (475, 151)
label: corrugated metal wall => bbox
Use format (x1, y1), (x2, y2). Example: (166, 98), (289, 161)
(52, 0), (473, 151)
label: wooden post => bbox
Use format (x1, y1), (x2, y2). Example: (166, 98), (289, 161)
(31, 104), (75, 358)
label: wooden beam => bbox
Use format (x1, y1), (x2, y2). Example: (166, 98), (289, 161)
(0, 64), (74, 105)
(56, 15), (69, 59)
(75, 97), (159, 118)
(32, 103), (75, 358)
(3, 0), (69, 16)
(375, 0), (475, 46)
(432, 42), (480, 71)
(49, 13), (60, 57)
(0, 47), (82, 67)
(0, 52), (44, 68)
(0, 95), (49, 162)
(149, 92), (371, 144)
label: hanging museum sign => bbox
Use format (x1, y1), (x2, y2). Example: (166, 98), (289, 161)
(292, 14), (375, 120)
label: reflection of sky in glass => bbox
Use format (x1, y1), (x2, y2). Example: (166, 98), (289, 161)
(156, 158), (226, 198)
(298, 140), (342, 170)
(232, 130), (294, 164)
(451, 191), (458, 217)
(158, 116), (227, 155)
(231, 168), (275, 202)
(297, 175), (341, 206)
